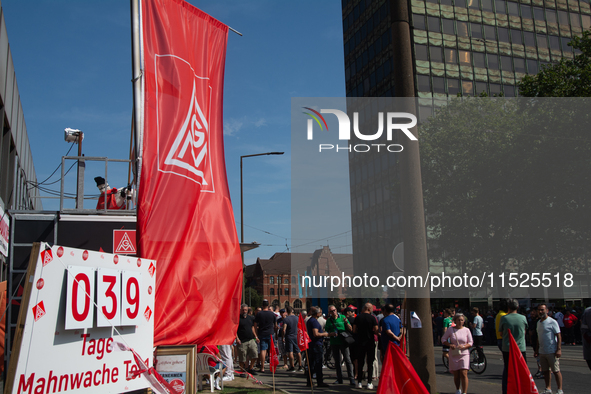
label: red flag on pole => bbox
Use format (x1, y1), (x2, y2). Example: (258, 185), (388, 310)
(138, 0), (241, 346)
(297, 314), (311, 352)
(269, 335), (279, 373)
(377, 342), (430, 394)
(507, 329), (539, 394)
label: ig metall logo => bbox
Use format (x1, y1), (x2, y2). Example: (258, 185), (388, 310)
(303, 107), (417, 153)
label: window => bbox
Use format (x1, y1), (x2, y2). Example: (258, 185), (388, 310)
(527, 59), (538, 74)
(487, 53), (499, 69)
(495, 0), (506, 14)
(514, 58), (526, 73)
(270, 276), (274, 284)
(471, 23), (483, 39)
(546, 10), (557, 24)
(415, 45), (429, 61)
(294, 299), (302, 309)
(475, 81), (488, 95)
(270, 288), (275, 295)
(445, 48), (458, 64)
(583, 15), (591, 30)
(482, 0), (493, 12)
(498, 27), (509, 43)
(292, 276), (296, 283)
(536, 34), (548, 49)
(457, 21), (469, 37)
(468, 0), (479, 9)
(503, 85), (515, 97)
(549, 35), (560, 50)
(520, 5), (532, 20)
(433, 77), (445, 93)
(456, 0), (467, 7)
(462, 81), (474, 95)
(459, 50), (471, 65)
(484, 25), (496, 40)
(473, 52), (486, 68)
(285, 288), (289, 295)
(428, 17), (441, 33)
(558, 11), (569, 26)
(562, 37), (572, 52)
(533, 7), (544, 21)
(285, 301), (290, 307)
(447, 79), (460, 95)
(510, 29), (522, 45)
(413, 14), (426, 30)
(283, 278), (288, 284)
(430, 46), (444, 62)
(490, 83), (501, 96)
(292, 288), (296, 296)
(501, 56), (512, 71)
(417, 75), (431, 92)
(278, 288), (282, 295)
(442, 18), (455, 34)
(570, 13), (581, 29)
(524, 31), (535, 47)
(277, 276), (281, 284)
(507, 2), (519, 17)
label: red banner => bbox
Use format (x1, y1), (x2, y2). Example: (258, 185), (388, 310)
(138, 0), (241, 346)
(507, 329), (539, 394)
(377, 342), (430, 394)
(297, 314), (310, 352)
(269, 335), (279, 373)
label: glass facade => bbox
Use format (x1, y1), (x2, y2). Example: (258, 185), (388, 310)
(341, 0), (590, 282)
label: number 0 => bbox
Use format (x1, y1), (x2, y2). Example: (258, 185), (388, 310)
(72, 273), (91, 321)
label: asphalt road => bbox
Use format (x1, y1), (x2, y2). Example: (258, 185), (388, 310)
(230, 344), (590, 394)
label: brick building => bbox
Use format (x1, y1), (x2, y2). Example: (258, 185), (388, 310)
(247, 246), (353, 312)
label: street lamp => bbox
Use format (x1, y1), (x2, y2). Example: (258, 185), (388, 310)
(64, 128), (84, 209)
(240, 151), (284, 304)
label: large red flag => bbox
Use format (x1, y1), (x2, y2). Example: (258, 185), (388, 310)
(507, 329), (539, 394)
(269, 335), (280, 373)
(297, 314), (311, 352)
(138, 0), (241, 346)
(377, 342), (430, 394)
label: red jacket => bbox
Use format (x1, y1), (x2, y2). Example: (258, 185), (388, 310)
(96, 189), (126, 210)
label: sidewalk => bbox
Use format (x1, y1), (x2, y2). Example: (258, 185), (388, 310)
(223, 364), (501, 394)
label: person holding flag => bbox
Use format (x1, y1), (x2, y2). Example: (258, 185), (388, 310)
(499, 299), (529, 394)
(507, 329), (539, 394)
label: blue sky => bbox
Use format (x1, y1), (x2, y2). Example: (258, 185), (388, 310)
(2, 0), (348, 265)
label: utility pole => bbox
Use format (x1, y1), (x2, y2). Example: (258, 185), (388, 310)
(390, 1), (437, 392)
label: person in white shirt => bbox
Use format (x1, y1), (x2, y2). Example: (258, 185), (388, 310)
(534, 304), (563, 394)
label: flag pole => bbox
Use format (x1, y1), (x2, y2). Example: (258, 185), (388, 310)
(130, 0), (143, 191)
(305, 349), (314, 393)
(272, 369), (276, 393)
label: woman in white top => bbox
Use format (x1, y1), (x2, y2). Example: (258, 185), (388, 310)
(441, 313), (473, 394)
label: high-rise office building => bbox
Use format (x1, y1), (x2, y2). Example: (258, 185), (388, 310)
(342, 0), (590, 293)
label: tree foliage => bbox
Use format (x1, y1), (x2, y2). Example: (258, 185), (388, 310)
(419, 98), (591, 280)
(518, 31), (591, 97)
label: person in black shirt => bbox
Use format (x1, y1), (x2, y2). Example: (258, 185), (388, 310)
(253, 299), (277, 373)
(237, 303), (258, 374)
(353, 303), (378, 390)
(306, 306), (333, 388)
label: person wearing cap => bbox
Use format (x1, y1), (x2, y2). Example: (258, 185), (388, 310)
(253, 299), (277, 373)
(94, 176), (128, 210)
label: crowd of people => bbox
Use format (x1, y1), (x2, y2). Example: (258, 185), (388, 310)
(203, 299), (591, 392)
(233, 299), (403, 390)
(433, 300), (591, 394)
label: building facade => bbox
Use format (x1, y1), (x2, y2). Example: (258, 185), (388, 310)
(342, 0), (591, 287)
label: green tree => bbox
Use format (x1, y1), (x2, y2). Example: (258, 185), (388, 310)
(244, 286), (262, 309)
(518, 31), (591, 97)
(419, 97), (591, 290)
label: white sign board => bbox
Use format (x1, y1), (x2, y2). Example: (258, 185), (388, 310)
(0, 204), (9, 257)
(6, 243), (157, 394)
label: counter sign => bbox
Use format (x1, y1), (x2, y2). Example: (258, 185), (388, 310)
(5, 243), (157, 394)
